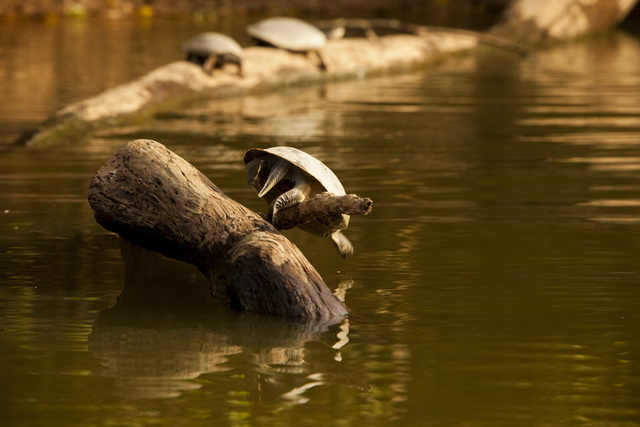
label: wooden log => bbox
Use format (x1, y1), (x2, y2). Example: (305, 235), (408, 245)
(490, 0), (639, 45)
(87, 139), (350, 322)
(317, 18), (529, 56)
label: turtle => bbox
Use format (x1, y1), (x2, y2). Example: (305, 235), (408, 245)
(244, 146), (354, 258)
(246, 17), (328, 71)
(182, 32), (243, 77)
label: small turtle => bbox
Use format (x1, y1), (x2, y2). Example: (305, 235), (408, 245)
(244, 146), (353, 258)
(246, 17), (328, 71)
(182, 32), (243, 77)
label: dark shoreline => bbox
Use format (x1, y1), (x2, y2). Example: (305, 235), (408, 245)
(0, 0), (510, 29)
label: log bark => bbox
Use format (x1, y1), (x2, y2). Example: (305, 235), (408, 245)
(87, 139), (350, 322)
(490, 0), (639, 45)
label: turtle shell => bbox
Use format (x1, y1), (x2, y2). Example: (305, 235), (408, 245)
(244, 146), (345, 195)
(244, 146), (349, 237)
(246, 17), (327, 52)
(182, 32), (243, 57)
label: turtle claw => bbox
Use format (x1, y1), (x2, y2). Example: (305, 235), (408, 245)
(270, 208), (282, 228)
(331, 231), (353, 258)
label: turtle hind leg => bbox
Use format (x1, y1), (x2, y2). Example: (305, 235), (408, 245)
(258, 160), (289, 198)
(271, 168), (311, 226)
(331, 231), (354, 258)
(272, 187), (307, 227)
(214, 54), (244, 77)
(314, 50), (327, 71)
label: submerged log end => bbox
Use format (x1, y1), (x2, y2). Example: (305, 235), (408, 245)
(221, 232), (349, 321)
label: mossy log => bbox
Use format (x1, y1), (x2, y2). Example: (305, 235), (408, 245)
(87, 139), (372, 321)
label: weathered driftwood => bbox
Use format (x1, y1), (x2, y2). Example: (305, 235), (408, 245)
(489, 0), (639, 45)
(87, 139), (370, 321)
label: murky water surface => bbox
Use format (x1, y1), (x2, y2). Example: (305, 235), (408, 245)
(1, 18), (640, 426)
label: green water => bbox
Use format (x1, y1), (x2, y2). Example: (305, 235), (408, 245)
(1, 17), (640, 426)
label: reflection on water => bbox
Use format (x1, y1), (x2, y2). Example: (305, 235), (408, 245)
(88, 242), (365, 418)
(517, 33), (640, 226)
(90, 309), (356, 402)
(1, 19), (640, 427)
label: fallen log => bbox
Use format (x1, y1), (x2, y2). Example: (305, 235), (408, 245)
(317, 18), (529, 56)
(87, 139), (373, 321)
(16, 32), (479, 148)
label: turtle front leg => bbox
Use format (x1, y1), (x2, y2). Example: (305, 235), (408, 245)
(202, 55), (218, 75)
(314, 50), (327, 71)
(236, 61), (244, 78)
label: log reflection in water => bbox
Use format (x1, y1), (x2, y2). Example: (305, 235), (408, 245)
(88, 242), (366, 401)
